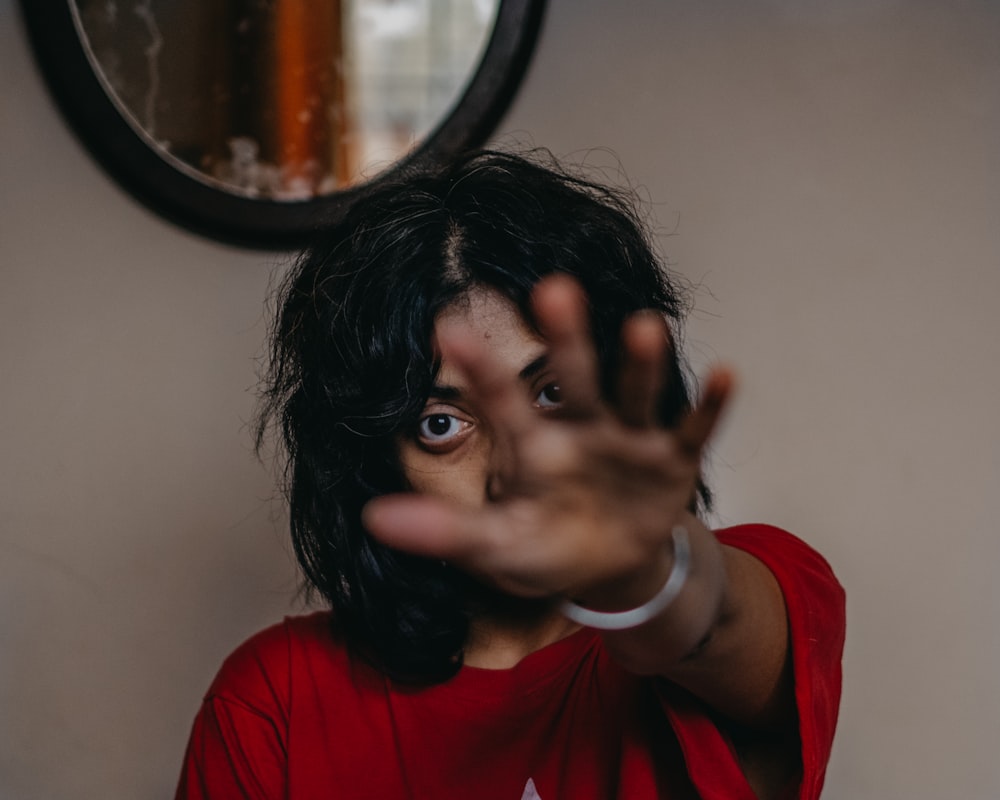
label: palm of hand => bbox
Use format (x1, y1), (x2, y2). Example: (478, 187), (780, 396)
(477, 414), (702, 598)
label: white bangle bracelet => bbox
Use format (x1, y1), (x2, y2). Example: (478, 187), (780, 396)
(560, 526), (691, 631)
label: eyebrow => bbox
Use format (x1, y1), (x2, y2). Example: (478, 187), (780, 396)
(429, 353), (550, 400)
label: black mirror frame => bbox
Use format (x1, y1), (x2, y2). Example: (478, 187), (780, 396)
(20, 0), (547, 249)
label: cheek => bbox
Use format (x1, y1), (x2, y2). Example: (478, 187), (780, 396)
(397, 443), (487, 507)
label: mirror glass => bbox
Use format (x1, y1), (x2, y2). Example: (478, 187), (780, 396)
(73, 0), (500, 200)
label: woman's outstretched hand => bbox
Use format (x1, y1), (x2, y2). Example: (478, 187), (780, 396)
(364, 275), (795, 737)
(362, 274), (734, 609)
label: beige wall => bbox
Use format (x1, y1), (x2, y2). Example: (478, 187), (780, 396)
(3, 0), (999, 797)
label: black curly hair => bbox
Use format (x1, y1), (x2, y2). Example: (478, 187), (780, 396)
(255, 149), (704, 684)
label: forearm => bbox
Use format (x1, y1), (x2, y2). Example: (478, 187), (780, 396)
(581, 513), (794, 731)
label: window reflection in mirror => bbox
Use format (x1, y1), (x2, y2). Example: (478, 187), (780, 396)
(75, 0), (500, 199)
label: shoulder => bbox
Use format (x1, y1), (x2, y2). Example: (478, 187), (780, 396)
(176, 614), (341, 797)
(205, 611), (341, 713)
(715, 523), (845, 636)
(715, 524), (842, 597)
(715, 522), (828, 559)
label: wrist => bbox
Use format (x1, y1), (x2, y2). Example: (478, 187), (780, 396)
(582, 517), (729, 669)
(562, 526), (692, 631)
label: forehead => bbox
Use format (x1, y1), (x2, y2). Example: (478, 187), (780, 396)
(434, 289), (545, 381)
(437, 287), (528, 329)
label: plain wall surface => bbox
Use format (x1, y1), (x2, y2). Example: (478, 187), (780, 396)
(3, 0), (999, 797)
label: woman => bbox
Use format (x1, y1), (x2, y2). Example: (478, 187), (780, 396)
(176, 150), (844, 799)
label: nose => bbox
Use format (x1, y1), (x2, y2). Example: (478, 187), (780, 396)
(484, 429), (517, 503)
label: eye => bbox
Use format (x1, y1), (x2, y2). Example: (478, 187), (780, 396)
(535, 381), (563, 409)
(417, 412), (470, 447)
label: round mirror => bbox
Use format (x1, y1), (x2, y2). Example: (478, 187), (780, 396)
(21, 0), (546, 248)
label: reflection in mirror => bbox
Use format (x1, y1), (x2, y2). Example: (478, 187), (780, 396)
(74, 0), (499, 199)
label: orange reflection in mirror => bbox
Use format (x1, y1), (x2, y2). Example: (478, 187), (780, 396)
(275, 0), (356, 194)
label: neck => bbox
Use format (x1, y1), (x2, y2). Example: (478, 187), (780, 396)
(462, 594), (581, 670)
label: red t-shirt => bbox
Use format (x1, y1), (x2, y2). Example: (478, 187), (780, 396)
(176, 525), (844, 799)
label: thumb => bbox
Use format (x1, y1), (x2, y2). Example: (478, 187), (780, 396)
(363, 494), (482, 562)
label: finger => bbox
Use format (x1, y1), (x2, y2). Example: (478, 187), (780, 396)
(675, 366), (736, 457)
(532, 275), (602, 418)
(362, 494), (484, 560)
(435, 320), (535, 440)
(363, 494), (533, 591)
(616, 312), (669, 427)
